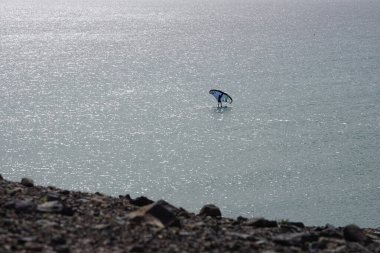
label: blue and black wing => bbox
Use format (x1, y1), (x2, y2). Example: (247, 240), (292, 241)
(209, 89), (233, 104)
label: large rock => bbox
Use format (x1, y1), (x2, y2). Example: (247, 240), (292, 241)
(199, 204), (222, 217)
(343, 224), (366, 242)
(128, 200), (179, 227)
(21, 177), (34, 187)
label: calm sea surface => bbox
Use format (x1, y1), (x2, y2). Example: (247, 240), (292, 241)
(1, 0), (379, 227)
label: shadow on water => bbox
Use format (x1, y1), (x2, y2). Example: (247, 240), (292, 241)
(209, 106), (233, 121)
(212, 106), (232, 114)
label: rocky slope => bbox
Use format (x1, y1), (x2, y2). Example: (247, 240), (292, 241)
(1, 175), (379, 253)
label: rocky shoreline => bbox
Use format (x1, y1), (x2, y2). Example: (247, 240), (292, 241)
(1, 175), (379, 253)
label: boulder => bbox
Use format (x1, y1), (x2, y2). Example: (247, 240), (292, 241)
(21, 178), (34, 187)
(199, 204), (222, 217)
(245, 217), (278, 228)
(343, 224), (366, 243)
(128, 200), (179, 227)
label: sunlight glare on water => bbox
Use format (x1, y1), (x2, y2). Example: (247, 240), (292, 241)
(1, 0), (380, 226)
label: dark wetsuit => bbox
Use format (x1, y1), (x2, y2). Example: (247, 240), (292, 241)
(218, 93), (223, 107)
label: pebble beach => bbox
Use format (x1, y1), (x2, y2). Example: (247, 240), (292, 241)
(1, 175), (380, 253)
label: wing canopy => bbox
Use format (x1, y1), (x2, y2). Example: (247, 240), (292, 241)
(209, 89), (233, 104)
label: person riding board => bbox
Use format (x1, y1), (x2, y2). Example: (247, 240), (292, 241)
(218, 93), (223, 107)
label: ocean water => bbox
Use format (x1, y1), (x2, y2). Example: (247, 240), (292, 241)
(1, 0), (379, 227)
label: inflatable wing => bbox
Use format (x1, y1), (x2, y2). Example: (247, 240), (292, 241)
(209, 89), (233, 104)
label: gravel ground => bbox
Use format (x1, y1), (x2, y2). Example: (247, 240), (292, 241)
(1, 175), (379, 253)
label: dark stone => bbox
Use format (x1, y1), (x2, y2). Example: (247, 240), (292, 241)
(18, 236), (36, 244)
(309, 237), (345, 252)
(320, 225), (342, 238)
(343, 224), (366, 242)
(199, 204), (222, 217)
(288, 221), (305, 228)
(61, 206), (75, 216)
(46, 193), (61, 201)
(128, 200), (179, 227)
(0, 174), (3, 180)
(24, 242), (44, 251)
(274, 232), (319, 246)
(55, 245), (70, 253)
(130, 196), (154, 206)
(14, 199), (37, 213)
(145, 200), (179, 227)
(130, 245), (144, 252)
(4, 201), (16, 209)
(2, 218), (13, 226)
(9, 187), (23, 195)
(177, 207), (191, 218)
(237, 216), (248, 222)
(59, 190), (70, 195)
(279, 224), (302, 233)
(245, 217), (278, 228)
(37, 201), (63, 213)
(37, 201), (74, 215)
(21, 177), (34, 187)
(51, 236), (66, 245)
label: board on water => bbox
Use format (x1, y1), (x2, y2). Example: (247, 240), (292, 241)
(209, 89), (233, 104)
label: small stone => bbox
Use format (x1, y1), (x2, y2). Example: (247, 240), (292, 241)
(59, 190), (70, 195)
(36, 219), (59, 228)
(320, 225), (342, 238)
(21, 177), (34, 187)
(55, 245), (70, 253)
(130, 245), (144, 252)
(60, 206), (75, 216)
(50, 235), (66, 245)
(309, 237), (345, 251)
(36, 201), (74, 215)
(18, 236), (37, 244)
(24, 242), (44, 251)
(9, 187), (23, 195)
(288, 221), (305, 228)
(93, 224), (110, 230)
(46, 192), (61, 201)
(274, 232), (319, 246)
(4, 201), (16, 209)
(237, 216), (248, 222)
(199, 204), (222, 217)
(37, 201), (63, 213)
(14, 199), (37, 213)
(343, 224), (366, 242)
(130, 196), (154, 206)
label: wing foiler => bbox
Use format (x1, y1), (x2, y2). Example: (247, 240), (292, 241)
(209, 89), (233, 107)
